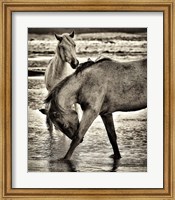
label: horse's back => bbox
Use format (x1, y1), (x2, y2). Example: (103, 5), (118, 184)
(77, 59), (147, 114)
(79, 59), (146, 87)
(103, 59), (147, 112)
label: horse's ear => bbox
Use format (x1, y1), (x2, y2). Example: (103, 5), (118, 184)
(54, 33), (63, 42)
(69, 31), (74, 38)
(39, 109), (48, 115)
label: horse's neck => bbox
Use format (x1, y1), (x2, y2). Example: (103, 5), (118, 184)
(53, 53), (74, 80)
(57, 75), (80, 110)
(53, 53), (64, 77)
(61, 62), (75, 79)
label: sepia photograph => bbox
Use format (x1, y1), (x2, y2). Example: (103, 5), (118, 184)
(28, 28), (147, 172)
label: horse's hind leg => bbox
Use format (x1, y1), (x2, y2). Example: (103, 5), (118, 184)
(101, 113), (121, 159)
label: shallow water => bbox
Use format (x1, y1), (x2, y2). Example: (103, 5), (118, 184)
(28, 108), (147, 172)
(28, 31), (147, 172)
(28, 77), (147, 172)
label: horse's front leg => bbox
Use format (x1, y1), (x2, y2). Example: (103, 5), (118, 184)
(101, 113), (121, 159)
(64, 108), (98, 160)
(46, 114), (53, 134)
(45, 103), (53, 134)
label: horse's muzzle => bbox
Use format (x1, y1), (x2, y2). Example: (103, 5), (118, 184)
(71, 59), (79, 69)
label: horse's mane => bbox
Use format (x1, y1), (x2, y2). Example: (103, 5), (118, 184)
(75, 57), (112, 75)
(44, 74), (74, 113)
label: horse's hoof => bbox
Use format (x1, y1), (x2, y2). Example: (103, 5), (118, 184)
(110, 154), (122, 159)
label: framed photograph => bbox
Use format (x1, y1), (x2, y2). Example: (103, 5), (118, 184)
(0, 0), (174, 199)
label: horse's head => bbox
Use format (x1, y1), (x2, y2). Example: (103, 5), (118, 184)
(50, 109), (79, 139)
(40, 108), (79, 140)
(55, 31), (79, 69)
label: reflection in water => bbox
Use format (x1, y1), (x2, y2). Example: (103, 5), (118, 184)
(49, 159), (77, 172)
(48, 133), (77, 172)
(110, 159), (121, 172)
(47, 132), (71, 161)
(46, 130), (122, 172)
(48, 158), (121, 172)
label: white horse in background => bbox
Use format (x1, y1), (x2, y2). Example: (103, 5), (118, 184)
(44, 31), (79, 133)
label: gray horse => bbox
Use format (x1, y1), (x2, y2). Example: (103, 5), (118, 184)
(40, 58), (147, 160)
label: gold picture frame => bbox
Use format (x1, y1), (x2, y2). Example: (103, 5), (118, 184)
(0, 0), (174, 199)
